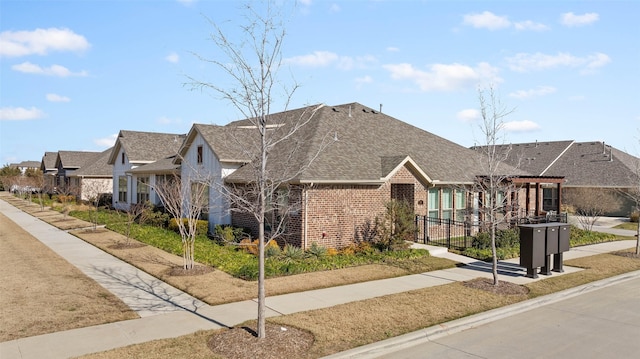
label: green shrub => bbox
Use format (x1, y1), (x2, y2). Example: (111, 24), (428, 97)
(471, 228), (519, 250)
(307, 242), (328, 258)
(374, 200), (415, 251)
(213, 225), (249, 244)
(265, 244), (282, 258)
(282, 244), (305, 260)
(569, 225), (616, 246)
(168, 218), (208, 236)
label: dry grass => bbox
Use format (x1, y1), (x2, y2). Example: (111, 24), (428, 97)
(4, 195), (639, 359)
(79, 251), (640, 359)
(0, 212), (138, 342)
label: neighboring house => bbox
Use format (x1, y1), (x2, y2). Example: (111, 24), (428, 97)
(107, 130), (185, 210)
(54, 150), (104, 195)
(12, 160), (40, 174)
(178, 102), (546, 249)
(126, 154), (181, 207)
(485, 140), (640, 216)
(40, 151), (58, 193)
(67, 148), (114, 202)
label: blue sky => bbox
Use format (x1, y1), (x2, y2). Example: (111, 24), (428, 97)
(1, 0), (639, 165)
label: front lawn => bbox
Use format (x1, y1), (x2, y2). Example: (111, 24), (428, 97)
(68, 208), (451, 280)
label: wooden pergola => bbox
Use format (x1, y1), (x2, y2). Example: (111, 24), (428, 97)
(509, 175), (566, 219)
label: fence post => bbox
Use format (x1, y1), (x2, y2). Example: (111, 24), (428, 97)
(446, 218), (451, 248)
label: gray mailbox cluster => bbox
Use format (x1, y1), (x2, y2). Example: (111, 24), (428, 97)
(519, 223), (570, 278)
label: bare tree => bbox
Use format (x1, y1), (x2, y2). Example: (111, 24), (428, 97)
(472, 86), (517, 285)
(564, 187), (621, 231)
(154, 173), (209, 270)
(187, 1), (331, 338)
(53, 181), (79, 218)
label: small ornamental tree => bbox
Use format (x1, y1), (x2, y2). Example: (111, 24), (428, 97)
(472, 86), (517, 286)
(154, 173), (209, 270)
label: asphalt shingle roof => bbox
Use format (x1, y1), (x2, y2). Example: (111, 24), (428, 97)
(57, 151), (103, 169)
(68, 148), (113, 177)
(108, 130), (185, 164)
(41, 152), (57, 171)
(209, 102), (523, 184)
(478, 140), (640, 188)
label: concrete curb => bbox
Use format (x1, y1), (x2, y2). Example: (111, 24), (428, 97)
(322, 269), (640, 359)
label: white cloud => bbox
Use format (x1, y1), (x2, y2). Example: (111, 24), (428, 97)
(285, 51), (338, 67)
(457, 109), (480, 122)
(11, 62), (88, 77)
(561, 12), (599, 27)
(383, 62), (501, 92)
(0, 27), (90, 57)
(94, 134), (118, 147)
(329, 3), (341, 13)
(355, 75), (373, 90)
(298, 0), (312, 5)
(462, 11), (511, 30)
(503, 120), (540, 132)
(285, 51), (376, 70)
(506, 52), (610, 73)
(514, 20), (549, 31)
(166, 52), (179, 63)
(509, 86), (556, 99)
(386, 47), (399, 52)
(46, 93), (71, 102)
(0, 106), (46, 121)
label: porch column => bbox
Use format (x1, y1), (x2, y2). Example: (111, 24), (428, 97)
(557, 182), (562, 213)
(535, 182), (541, 216)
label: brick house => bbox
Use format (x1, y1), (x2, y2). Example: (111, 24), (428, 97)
(177, 102), (532, 249)
(484, 140), (640, 216)
(107, 130), (185, 210)
(54, 150), (105, 196)
(66, 148), (114, 202)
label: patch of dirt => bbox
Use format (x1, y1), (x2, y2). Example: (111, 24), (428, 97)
(463, 278), (530, 295)
(166, 265), (215, 277)
(108, 242), (147, 250)
(208, 323), (314, 359)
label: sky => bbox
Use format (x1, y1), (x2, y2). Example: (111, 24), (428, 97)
(1, 0), (639, 165)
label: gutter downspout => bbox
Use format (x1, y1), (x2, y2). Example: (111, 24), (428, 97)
(303, 183), (314, 250)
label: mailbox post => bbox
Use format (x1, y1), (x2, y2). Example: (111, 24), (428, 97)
(519, 223), (547, 278)
(553, 224), (570, 272)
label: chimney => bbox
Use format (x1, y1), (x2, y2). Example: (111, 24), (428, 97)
(379, 104), (383, 113)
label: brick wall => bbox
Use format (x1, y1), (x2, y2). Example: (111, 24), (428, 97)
(230, 164), (429, 249)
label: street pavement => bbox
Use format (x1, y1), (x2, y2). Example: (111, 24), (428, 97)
(366, 275), (640, 359)
(0, 195), (638, 359)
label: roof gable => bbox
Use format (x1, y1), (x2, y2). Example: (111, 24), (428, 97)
(107, 130), (185, 165)
(67, 148), (113, 178)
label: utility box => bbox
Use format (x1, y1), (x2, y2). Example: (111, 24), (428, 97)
(540, 225), (559, 275)
(519, 223), (548, 278)
(553, 224), (571, 272)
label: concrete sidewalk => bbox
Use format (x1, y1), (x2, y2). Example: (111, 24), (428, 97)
(0, 197), (637, 359)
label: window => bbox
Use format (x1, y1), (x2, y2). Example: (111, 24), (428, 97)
(543, 188), (558, 211)
(428, 188), (439, 218)
(121, 152), (125, 164)
(197, 145), (203, 164)
(118, 176), (127, 203)
(442, 188), (453, 220)
(455, 189), (467, 220)
(136, 177), (149, 203)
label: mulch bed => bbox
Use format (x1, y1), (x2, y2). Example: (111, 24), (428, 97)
(165, 265), (215, 277)
(208, 323), (314, 359)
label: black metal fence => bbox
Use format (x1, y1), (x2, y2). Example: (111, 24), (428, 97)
(414, 216), (480, 250)
(415, 212), (568, 250)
